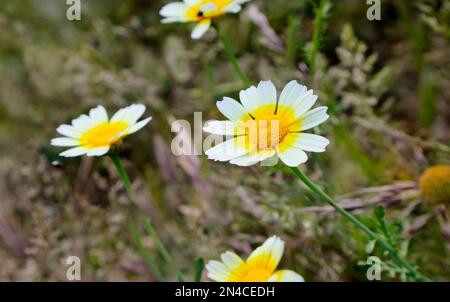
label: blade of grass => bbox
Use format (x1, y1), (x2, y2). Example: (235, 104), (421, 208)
(128, 218), (163, 281)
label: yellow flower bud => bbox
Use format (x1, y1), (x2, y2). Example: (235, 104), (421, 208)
(419, 165), (450, 205)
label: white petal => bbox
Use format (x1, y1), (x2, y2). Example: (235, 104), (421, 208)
(89, 105), (108, 123)
(224, 4), (241, 13)
(160, 2), (187, 17)
(206, 260), (232, 282)
(292, 91), (318, 118)
(203, 120), (240, 135)
(161, 16), (188, 23)
(257, 80), (277, 107)
(71, 114), (95, 131)
(291, 133), (329, 152)
(277, 146), (308, 167)
(300, 106), (329, 131)
(278, 81), (308, 110)
(59, 147), (88, 157)
(239, 86), (260, 114)
(191, 19), (211, 39)
(205, 137), (247, 162)
(51, 137), (79, 147)
(246, 236), (285, 271)
(216, 97), (249, 121)
(184, 0), (202, 5)
(220, 251), (245, 271)
(111, 104), (146, 125)
(126, 117), (152, 134)
(56, 124), (81, 138)
(229, 151), (275, 166)
(86, 146), (110, 157)
(268, 270), (304, 282)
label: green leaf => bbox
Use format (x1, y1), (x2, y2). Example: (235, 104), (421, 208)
(194, 257), (205, 282)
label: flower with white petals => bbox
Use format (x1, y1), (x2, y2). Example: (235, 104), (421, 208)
(51, 104), (152, 157)
(206, 236), (304, 282)
(160, 0), (251, 39)
(203, 80), (330, 167)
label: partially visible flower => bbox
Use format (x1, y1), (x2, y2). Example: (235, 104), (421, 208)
(419, 165), (450, 205)
(206, 236), (304, 282)
(204, 80), (330, 167)
(160, 0), (251, 39)
(51, 104), (152, 157)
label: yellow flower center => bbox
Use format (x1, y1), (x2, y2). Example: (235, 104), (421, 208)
(238, 105), (298, 152)
(79, 121), (128, 148)
(185, 0), (232, 21)
(419, 165), (450, 205)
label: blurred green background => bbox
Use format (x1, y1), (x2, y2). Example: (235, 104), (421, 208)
(0, 0), (449, 281)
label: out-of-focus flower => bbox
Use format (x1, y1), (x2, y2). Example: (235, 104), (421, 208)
(419, 165), (450, 205)
(204, 80), (329, 167)
(160, 0), (251, 39)
(51, 104), (151, 157)
(206, 236), (304, 282)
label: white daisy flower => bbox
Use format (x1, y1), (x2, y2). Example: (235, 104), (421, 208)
(51, 104), (152, 157)
(203, 80), (330, 167)
(206, 236), (304, 282)
(160, 0), (251, 39)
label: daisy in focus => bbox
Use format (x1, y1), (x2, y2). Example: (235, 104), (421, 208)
(160, 0), (251, 39)
(51, 104), (152, 157)
(206, 236), (304, 282)
(204, 80), (330, 167)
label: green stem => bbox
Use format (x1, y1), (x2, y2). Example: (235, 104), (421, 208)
(215, 23), (251, 87)
(110, 153), (135, 201)
(290, 166), (429, 281)
(110, 153), (185, 281)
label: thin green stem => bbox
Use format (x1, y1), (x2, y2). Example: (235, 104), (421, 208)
(307, 0), (332, 73)
(110, 153), (185, 281)
(290, 166), (429, 281)
(129, 217), (164, 281)
(141, 215), (186, 281)
(215, 23), (251, 87)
